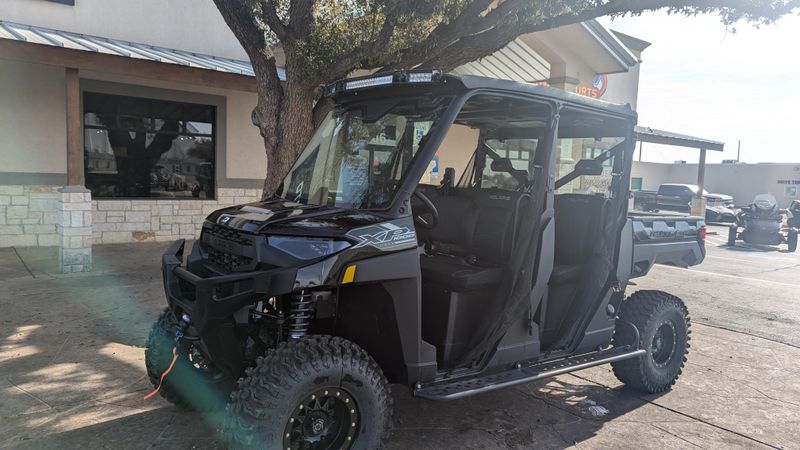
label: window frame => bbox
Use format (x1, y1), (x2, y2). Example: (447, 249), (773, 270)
(83, 91), (217, 200)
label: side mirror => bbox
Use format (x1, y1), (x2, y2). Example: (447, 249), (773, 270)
(574, 159), (604, 176)
(490, 157), (528, 185)
(490, 158), (515, 172)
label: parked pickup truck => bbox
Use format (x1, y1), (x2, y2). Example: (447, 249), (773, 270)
(633, 183), (736, 222)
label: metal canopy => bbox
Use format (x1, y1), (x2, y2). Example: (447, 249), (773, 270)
(635, 126), (724, 151)
(0, 20), (286, 80)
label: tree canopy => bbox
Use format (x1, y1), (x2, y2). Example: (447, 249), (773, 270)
(212, 0), (800, 195)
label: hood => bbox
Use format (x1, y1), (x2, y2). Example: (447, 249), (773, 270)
(704, 193), (733, 202)
(206, 198), (389, 236)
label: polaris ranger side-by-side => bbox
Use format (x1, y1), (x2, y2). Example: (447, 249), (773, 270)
(146, 71), (706, 449)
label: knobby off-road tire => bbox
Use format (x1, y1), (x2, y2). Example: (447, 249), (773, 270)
(223, 335), (392, 450)
(788, 228), (798, 252)
(144, 310), (234, 411)
(727, 225), (737, 246)
(611, 290), (690, 394)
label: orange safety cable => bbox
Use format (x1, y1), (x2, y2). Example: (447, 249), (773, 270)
(144, 346), (178, 401)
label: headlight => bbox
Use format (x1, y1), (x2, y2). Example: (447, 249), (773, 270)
(268, 236), (351, 260)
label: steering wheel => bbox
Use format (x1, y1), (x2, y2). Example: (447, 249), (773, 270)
(412, 190), (439, 230)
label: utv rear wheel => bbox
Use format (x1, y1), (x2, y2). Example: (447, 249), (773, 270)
(788, 228), (798, 252)
(223, 335), (392, 450)
(144, 310), (233, 410)
(611, 291), (690, 394)
(727, 225), (737, 246)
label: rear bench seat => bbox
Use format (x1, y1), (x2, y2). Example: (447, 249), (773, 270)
(418, 188), (525, 291)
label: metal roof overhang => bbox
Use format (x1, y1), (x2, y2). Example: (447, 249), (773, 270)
(0, 20), (285, 84)
(635, 126), (725, 151)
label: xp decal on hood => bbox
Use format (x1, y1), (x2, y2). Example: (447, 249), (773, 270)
(347, 218), (417, 251)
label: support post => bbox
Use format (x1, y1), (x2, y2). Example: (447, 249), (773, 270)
(59, 67), (92, 273)
(691, 148), (707, 217)
(65, 67), (81, 186)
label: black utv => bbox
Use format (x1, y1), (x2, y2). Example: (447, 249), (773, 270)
(146, 71), (706, 449)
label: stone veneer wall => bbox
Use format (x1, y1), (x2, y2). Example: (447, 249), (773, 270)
(91, 188), (262, 244)
(0, 185), (61, 247)
(58, 186), (93, 273)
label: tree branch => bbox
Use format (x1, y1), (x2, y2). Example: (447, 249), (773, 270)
(212, 0), (268, 58)
(260, 0), (289, 41)
(289, 0), (316, 38)
(411, 0), (800, 72)
(327, 16), (397, 80)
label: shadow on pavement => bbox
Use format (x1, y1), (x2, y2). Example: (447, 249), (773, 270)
(1, 242), (661, 449)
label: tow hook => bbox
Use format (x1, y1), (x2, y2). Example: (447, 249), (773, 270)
(175, 313), (191, 342)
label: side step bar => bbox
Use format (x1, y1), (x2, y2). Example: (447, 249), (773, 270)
(414, 347), (646, 401)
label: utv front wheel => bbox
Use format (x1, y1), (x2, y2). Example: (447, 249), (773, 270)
(144, 310), (234, 410)
(611, 291), (690, 394)
(223, 336), (392, 450)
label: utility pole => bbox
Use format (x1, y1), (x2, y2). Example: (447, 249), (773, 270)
(737, 140), (741, 162)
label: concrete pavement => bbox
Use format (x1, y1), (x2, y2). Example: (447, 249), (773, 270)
(1, 225), (799, 449)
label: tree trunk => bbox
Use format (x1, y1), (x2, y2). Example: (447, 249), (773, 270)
(254, 80), (318, 199)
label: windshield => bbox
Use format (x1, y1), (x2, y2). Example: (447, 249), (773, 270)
(277, 98), (450, 209)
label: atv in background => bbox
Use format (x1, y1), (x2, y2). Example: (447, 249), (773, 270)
(728, 194), (798, 252)
(145, 71), (706, 449)
(788, 200), (800, 229)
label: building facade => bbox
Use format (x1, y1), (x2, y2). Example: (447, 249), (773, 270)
(0, 0), (645, 272)
(632, 161), (800, 208)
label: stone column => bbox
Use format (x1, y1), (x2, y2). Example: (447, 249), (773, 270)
(58, 186), (93, 273)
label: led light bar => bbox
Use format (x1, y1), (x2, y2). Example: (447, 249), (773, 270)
(323, 70), (443, 97)
(408, 72), (434, 83)
(345, 75), (394, 91)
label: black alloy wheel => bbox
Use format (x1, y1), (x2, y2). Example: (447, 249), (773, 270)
(284, 387), (360, 450)
(650, 322), (677, 367)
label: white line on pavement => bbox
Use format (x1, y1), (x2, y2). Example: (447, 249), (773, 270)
(657, 264), (800, 288)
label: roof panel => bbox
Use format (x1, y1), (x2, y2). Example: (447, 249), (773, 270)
(635, 126), (724, 151)
(0, 20), (274, 80)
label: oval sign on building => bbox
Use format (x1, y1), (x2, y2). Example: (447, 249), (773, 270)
(575, 74), (608, 99)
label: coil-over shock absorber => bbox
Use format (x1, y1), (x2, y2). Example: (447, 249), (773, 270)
(287, 291), (313, 339)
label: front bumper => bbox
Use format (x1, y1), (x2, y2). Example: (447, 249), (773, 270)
(162, 239), (297, 333)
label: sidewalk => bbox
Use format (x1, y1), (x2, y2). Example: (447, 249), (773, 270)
(2, 243), (798, 449)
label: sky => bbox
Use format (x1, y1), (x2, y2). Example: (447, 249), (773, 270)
(598, 11), (800, 164)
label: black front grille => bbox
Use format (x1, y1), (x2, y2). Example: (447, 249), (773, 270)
(202, 225), (256, 272)
(207, 246), (254, 272)
(205, 225), (254, 246)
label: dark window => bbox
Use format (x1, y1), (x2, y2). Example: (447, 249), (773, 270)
(83, 92), (216, 199)
(46, 0), (75, 4)
(630, 177), (643, 191)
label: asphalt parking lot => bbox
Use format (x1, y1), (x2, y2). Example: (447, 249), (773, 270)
(1, 223), (799, 449)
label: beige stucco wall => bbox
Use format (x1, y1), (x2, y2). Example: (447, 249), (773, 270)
(632, 161), (800, 207)
(0, 0), (247, 61)
(603, 61), (641, 109)
(0, 59), (67, 174)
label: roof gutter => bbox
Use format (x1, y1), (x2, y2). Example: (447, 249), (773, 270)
(581, 20), (638, 70)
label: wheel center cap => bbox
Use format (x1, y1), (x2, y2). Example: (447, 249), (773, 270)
(311, 418), (325, 434)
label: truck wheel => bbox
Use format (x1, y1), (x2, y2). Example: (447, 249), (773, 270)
(727, 224), (737, 246)
(611, 291), (690, 394)
(788, 228), (798, 252)
(223, 335), (392, 450)
(144, 310), (233, 411)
